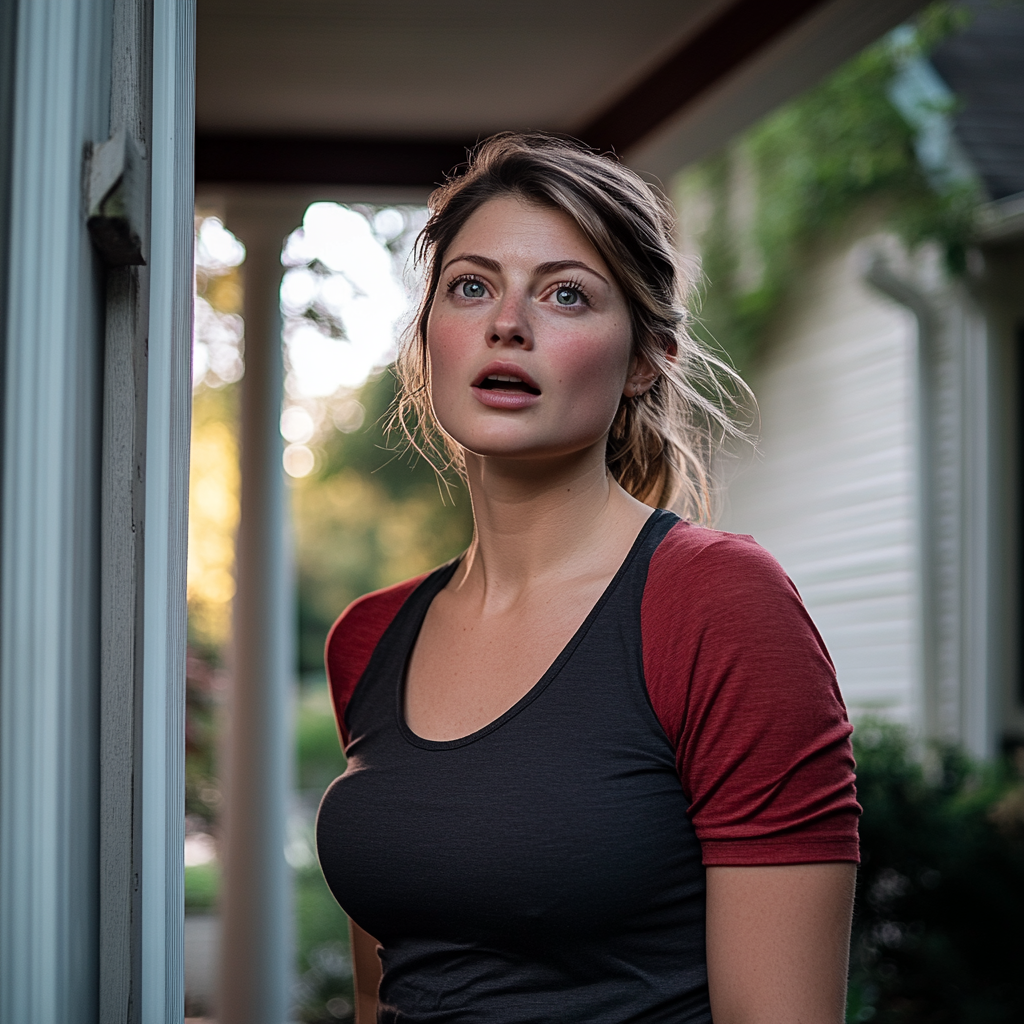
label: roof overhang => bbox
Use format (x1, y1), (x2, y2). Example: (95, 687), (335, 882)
(196, 0), (928, 192)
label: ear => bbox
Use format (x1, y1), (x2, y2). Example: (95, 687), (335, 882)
(624, 350), (665, 398)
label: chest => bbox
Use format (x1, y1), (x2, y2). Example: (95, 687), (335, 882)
(405, 576), (612, 742)
(317, 576), (700, 942)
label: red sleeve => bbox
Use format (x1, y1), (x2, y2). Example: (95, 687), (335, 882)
(325, 575), (427, 747)
(642, 521), (861, 866)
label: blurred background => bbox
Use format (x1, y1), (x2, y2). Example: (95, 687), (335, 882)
(183, 2), (1024, 1022)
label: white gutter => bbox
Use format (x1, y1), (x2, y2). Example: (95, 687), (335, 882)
(862, 253), (942, 742)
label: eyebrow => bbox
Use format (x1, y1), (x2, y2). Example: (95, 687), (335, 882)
(441, 253), (609, 286)
(536, 259), (609, 285)
(441, 253), (502, 275)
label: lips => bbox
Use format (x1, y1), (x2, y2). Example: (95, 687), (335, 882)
(470, 361), (542, 410)
(471, 362), (541, 395)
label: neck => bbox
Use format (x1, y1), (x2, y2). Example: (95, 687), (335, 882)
(455, 442), (646, 602)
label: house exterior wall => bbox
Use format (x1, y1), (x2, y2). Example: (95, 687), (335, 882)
(716, 230), (924, 727)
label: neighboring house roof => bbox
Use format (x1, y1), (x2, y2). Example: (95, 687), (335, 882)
(931, 2), (1024, 201)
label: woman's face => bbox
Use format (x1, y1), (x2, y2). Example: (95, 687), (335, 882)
(425, 196), (642, 465)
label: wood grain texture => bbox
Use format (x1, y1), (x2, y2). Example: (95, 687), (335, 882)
(99, 3), (152, 1021)
(99, 264), (148, 1024)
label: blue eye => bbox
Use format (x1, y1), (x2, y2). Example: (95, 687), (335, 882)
(555, 286), (581, 305)
(461, 280), (486, 298)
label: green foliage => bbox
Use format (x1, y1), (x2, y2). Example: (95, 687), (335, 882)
(294, 866), (355, 1023)
(296, 684), (347, 794)
(849, 722), (1024, 1022)
(184, 862), (220, 914)
(316, 366), (465, 504)
(182, 692), (356, 1018)
(294, 688), (355, 1021)
(294, 369), (473, 673)
(682, 4), (981, 369)
(185, 650), (222, 826)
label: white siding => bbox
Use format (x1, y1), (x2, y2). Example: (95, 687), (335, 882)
(717, 238), (922, 724)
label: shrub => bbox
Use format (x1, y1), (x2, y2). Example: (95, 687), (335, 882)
(849, 722), (1024, 1022)
(184, 862), (220, 914)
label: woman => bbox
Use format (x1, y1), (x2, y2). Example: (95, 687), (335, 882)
(316, 133), (860, 1024)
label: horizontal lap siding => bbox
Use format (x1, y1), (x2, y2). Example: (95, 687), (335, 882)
(717, 240), (921, 724)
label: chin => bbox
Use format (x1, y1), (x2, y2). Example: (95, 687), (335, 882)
(446, 422), (608, 464)
(433, 389), (620, 466)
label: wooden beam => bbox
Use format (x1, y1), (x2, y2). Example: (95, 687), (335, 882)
(579, 0), (831, 154)
(195, 134), (473, 188)
(195, 0), (835, 187)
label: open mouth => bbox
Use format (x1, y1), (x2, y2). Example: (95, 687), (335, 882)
(474, 373), (541, 396)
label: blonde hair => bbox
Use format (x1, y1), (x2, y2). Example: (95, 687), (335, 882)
(394, 132), (750, 521)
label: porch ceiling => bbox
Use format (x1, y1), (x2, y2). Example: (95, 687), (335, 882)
(197, 0), (736, 138)
(196, 0), (927, 189)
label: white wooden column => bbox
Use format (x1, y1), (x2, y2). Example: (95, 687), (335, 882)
(219, 197), (305, 1024)
(1, 2), (113, 1020)
(141, 1), (196, 1019)
(0, 2), (195, 1021)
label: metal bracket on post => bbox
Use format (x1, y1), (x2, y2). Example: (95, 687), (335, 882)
(87, 129), (147, 266)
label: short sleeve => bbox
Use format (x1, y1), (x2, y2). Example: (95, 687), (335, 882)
(325, 575), (426, 747)
(641, 522), (861, 866)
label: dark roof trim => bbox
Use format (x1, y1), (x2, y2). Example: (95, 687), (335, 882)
(579, 0), (832, 153)
(195, 0), (835, 188)
(195, 134), (474, 188)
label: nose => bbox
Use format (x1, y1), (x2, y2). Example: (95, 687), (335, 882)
(487, 290), (533, 349)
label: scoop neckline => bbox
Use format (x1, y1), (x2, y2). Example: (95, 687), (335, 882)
(395, 508), (669, 751)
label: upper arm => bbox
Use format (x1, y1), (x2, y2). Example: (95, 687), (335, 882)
(706, 862), (856, 1024)
(642, 526), (861, 867)
(642, 528), (860, 1016)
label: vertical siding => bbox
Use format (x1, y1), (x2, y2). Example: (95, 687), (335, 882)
(0, 2), (109, 1020)
(717, 237), (922, 724)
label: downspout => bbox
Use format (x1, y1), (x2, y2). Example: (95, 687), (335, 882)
(862, 253), (941, 741)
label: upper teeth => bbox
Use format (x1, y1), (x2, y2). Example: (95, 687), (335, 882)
(488, 374), (522, 383)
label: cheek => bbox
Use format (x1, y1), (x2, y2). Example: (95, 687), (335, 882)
(425, 308), (470, 392)
(551, 324), (632, 415)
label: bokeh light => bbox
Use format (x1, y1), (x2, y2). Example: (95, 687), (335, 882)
(277, 201), (427, 473)
(194, 216), (247, 390)
(283, 444), (316, 478)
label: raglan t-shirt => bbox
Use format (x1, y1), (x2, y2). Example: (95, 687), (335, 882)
(316, 511), (860, 1024)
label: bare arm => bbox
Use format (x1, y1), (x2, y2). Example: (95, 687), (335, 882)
(349, 919), (383, 1024)
(706, 862), (856, 1024)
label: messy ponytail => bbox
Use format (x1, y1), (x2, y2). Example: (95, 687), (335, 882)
(394, 132), (750, 522)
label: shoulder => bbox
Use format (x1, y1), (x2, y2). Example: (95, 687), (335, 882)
(644, 520), (799, 626)
(642, 522), (859, 865)
(325, 573), (430, 743)
(641, 518), (839, 743)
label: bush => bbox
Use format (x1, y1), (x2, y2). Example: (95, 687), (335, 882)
(849, 722), (1024, 1022)
(296, 682), (347, 793)
(184, 862), (220, 914)
(293, 865), (355, 1023)
(294, 685), (355, 1022)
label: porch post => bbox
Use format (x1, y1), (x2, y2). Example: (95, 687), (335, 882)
(218, 197), (305, 1024)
